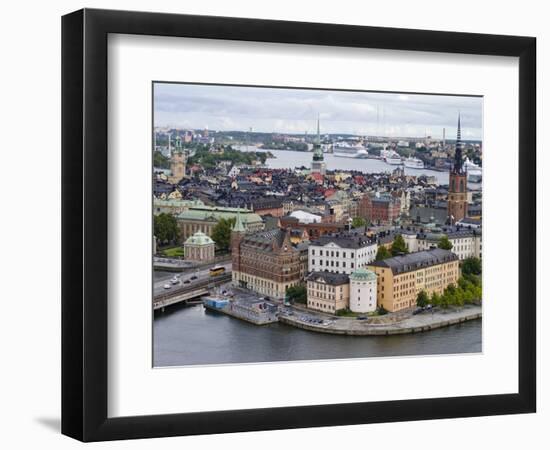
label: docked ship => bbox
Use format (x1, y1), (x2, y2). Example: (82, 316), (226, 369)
(403, 156), (425, 169)
(333, 141), (369, 159)
(463, 157), (482, 179)
(381, 149), (403, 165)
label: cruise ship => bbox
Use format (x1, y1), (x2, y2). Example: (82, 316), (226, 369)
(333, 141), (369, 158)
(403, 156), (425, 169)
(463, 157), (482, 178)
(381, 149), (403, 165)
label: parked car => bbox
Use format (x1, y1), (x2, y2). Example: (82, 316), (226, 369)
(190, 275), (198, 280)
(183, 280), (191, 284)
(163, 284), (171, 289)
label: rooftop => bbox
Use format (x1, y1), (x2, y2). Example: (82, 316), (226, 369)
(369, 248), (458, 275)
(306, 271), (350, 286)
(310, 233), (376, 249)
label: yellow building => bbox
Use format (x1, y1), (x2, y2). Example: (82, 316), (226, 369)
(367, 249), (459, 312)
(306, 272), (350, 313)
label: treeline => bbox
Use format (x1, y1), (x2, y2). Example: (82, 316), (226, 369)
(260, 141), (309, 152)
(188, 145), (267, 169)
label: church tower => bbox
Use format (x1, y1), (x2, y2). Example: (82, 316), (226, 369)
(231, 210), (247, 287)
(168, 135), (186, 184)
(447, 114), (468, 224)
(310, 116), (326, 175)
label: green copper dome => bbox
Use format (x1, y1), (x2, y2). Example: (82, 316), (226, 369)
(349, 267), (377, 282)
(185, 231), (215, 246)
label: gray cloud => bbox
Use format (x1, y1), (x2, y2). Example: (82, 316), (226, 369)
(154, 83), (483, 139)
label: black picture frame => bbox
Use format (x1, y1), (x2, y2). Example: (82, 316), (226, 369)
(62, 8), (536, 442)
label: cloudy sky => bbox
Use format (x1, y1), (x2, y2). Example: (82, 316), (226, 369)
(154, 82), (483, 140)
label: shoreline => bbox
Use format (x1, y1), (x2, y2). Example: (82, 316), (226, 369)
(278, 305), (482, 336)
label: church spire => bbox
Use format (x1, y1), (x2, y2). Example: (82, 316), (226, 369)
(453, 113), (464, 174)
(312, 115), (324, 162)
(232, 209), (246, 233)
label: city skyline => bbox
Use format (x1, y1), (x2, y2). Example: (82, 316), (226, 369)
(154, 82), (483, 140)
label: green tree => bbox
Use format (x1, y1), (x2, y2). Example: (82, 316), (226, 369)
(391, 234), (409, 256)
(462, 257), (482, 276)
(153, 150), (170, 169)
(437, 235), (453, 250)
(154, 213), (180, 244)
(286, 284), (307, 304)
(211, 217), (236, 251)
(416, 290), (429, 308)
(351, 217), (366, 228)
(375, 246), (391, 261)
(430, 292), (441, 307)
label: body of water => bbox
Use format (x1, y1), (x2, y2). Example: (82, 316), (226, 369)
(236, 146), (450, 185)
(154, 304), (481, 367)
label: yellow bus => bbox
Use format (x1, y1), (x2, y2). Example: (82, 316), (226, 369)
(209, 266), (226, 277)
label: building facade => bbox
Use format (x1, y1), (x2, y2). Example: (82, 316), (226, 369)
(183, 231), (215, 262)
(358, 193), (401, 224)
(231, 221), (304, 299)
(306, 272), (350, 313)
(308, 233), (377, 275)
(349, 267), (378, 313)
(368, 248), (459, 312)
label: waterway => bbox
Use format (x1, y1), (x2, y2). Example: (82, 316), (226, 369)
(153, 303), (481, 367)
(236, 146), (450, 185)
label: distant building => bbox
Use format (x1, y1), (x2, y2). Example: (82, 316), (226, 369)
(358, 193), (401, 224)
(368, 248), (459, 312)
(184, 231), (215, 262)
(251, 198), (284, 217)
(306, 271), (350, 313)
(416, 227), (482, 260)
(231, 221), (304, 299)
(153, 198), (205, 216)
(349, 267), (378, 313)
(308, 233), (377, 275)
(279, 216), (346, 240)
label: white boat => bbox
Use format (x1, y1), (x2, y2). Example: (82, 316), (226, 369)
(403, 156), (424, 169)
(381, 149), (403, 165)
(463, 157), (482, 177)
(333, 141), (369, 158)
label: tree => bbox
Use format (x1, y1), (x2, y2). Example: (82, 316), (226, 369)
(437, 235), (453, 250)
(430, 292), (441, 307)
(375, 246), (391, 261)
(462, 257), (482, 276)
(154, 213), (180, 244)
(416, 290), (429, 308)
(211, 217), (236, 251)
(391, 234), (409, 256)
(153, 150), (170, 169)
(286, 284), (307, 304)
(351, 217), (366, 228)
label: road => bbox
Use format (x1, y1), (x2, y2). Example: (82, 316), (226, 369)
(153, 261), (232, 296)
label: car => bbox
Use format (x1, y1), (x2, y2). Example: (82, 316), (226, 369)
(190, 275), (198, 280)
(163, 284), (171, 289)
(170, 277), (179, 284)
(412, 308), (424, 315)
(183, 280), (191, 284)
(357, 316), (368, 321)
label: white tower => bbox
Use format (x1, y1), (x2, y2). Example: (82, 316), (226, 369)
(349, 268), (377, 313)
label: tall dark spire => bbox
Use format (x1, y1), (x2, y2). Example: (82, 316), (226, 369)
(312, 115), (324, 162)
(452, 113), (464, 174)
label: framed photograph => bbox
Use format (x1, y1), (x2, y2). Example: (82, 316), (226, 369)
(62, 8), (536, 442)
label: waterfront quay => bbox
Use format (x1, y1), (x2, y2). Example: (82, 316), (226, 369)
(279, 304), (482, 336)
(195, 282), (481, 336)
